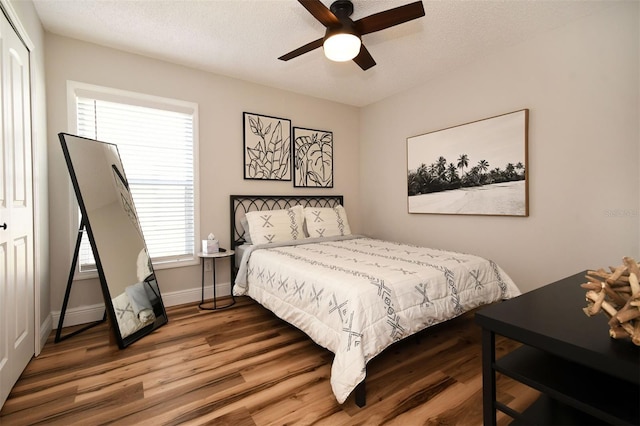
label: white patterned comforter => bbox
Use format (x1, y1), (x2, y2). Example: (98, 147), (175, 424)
(234, 236), (520, 404)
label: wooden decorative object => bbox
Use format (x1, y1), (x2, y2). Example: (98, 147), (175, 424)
(582, 256), (640, 346)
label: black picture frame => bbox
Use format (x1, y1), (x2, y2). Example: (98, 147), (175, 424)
(243, 112), (292, 181)
(293, 127), (334, 188)
(406, 109), (529, 216)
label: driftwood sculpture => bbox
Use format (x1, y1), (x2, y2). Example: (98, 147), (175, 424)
(582, 257), (640, 346)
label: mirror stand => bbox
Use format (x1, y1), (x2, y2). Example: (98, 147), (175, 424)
(55, 218), (107, 343)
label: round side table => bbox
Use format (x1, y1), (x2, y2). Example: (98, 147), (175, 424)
(197, 249), (235, 310)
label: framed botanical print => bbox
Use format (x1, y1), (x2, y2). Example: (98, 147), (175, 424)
(243, 112), (291, 181)
(293, 127), (333, 188)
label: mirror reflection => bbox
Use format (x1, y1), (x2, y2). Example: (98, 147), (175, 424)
(59, 133), (167, 347)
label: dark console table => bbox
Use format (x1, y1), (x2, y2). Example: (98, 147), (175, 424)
(475, 271), (639, 425)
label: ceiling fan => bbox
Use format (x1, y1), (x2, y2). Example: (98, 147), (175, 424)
(279, 0), (425, 71)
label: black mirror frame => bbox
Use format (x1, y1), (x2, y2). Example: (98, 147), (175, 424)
(59, 132), (168, 348)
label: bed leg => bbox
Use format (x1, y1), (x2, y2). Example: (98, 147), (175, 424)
(355, 380), (366, 407)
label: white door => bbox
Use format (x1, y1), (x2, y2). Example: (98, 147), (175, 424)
(0, 9), (34, 408)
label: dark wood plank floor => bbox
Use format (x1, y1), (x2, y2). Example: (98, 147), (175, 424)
(0, 297), (538, 425)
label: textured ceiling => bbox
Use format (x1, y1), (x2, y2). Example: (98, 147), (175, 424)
(32, 0), (615, 107)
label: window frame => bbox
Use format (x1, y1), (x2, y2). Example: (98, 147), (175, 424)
(66, 80), (200, 279)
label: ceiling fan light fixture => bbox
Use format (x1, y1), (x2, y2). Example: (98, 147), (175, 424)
(323, 29), (361, 62)
(280, 0), (425, 70)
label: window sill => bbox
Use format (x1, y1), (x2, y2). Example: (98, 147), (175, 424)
(75, 256), (199, 280)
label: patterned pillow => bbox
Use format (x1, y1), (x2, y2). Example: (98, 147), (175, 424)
(304, 205), (351, 238)
(245, 205), (305, 244)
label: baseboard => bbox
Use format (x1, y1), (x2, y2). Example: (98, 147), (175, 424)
(51, 302), (106, 329)
(162, 281), (233, 308)
(39, 313), (53, 354)
(51, 282), (232, 329)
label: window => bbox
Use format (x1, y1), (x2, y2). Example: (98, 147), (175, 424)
(68, 82), (199, 273)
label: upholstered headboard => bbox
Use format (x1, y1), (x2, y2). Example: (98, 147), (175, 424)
(229, 194), (344, 251)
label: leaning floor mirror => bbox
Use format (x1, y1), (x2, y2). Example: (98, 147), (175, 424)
(59, 132), (168, 348)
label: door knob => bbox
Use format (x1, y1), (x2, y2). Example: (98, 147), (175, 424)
(1, 223), (6, 230)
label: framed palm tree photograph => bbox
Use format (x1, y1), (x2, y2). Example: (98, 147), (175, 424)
(243, 112), (291, 181)
(293, 127), (333, 188)
(407, 109), (529, 216)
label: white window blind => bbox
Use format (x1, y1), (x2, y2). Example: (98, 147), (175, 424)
(74, 94), (196, 271)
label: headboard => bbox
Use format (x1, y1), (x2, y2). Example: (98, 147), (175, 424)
(229, 194), (344, 251)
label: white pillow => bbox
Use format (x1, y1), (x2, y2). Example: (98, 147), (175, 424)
(245, 205), (305, 244)
(304, 205), (351, 238)
(240, 216), (252, 244)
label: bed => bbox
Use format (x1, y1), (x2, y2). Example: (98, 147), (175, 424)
(230, 195), (521, 406)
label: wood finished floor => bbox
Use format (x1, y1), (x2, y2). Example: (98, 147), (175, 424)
(0, 297), (539, 425)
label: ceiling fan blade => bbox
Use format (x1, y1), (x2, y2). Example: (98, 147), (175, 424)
(278, 37), (324, 61)
(354, 1), (425, 35)
(353, 44), (376, 71)
(298, 0), (340, 28)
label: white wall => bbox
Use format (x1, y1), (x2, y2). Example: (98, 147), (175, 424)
(43, 1), (640, 320)
(45, 34), (360, 317)
(360, 2), (639, 293)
